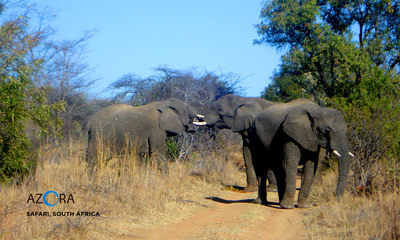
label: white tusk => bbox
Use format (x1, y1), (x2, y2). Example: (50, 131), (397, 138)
(333, 150), (342, 157)
(196, 114), (205, 119)
(349, 152), (355, 157)
(193, 120), (207, 126)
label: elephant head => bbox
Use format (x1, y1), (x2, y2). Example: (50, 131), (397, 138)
(255, 103), (351, 197)
(157, 98), (192, 135)
(194, 94), (271, 132)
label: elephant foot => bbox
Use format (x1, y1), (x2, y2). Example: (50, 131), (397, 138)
(280, 199), (295, 209)
(267, 185), (278, 192)
(243, 185), (258, 192)
(296, 202), (311, 208)
(254, 196), (267, 205)
(297, 195), (309, 208)
(297, 198), (314, 208)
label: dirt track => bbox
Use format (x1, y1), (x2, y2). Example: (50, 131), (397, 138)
(127, 181), (306, 240)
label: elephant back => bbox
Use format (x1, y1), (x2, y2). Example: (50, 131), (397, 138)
(87, 104), (155, 154)
(250, 97), (276, 109)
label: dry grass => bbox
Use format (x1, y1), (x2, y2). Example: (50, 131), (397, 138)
(2, 135), (399, 239)
(304, 167), (400, 240)
(0, 138), (242, 239)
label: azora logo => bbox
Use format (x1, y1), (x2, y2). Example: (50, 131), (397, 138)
(27, 190), (75, 207)
(26, 191), (100, 217)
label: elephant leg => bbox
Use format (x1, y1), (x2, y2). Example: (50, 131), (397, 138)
(86, 133), (102, 174)
(152, 149), (168, 173)
(149, 132), (168, 173)
(254, 170), (268, 205)
(273, 166), (285, 203)
(280, 142), (301, 209)
(267, 170), (278, 192)
(85, 142), (96, 169)
(297, 158), (317, 208)
(243, 144), (257, 192)
(313, 148), (326, 184)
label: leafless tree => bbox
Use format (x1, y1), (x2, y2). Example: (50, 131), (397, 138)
(111, 66), (243, 105)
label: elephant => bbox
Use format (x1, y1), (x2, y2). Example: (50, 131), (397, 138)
(86, 98), (202, 171)
(250, 102), (352, 209)
(193, 94), (278, 192)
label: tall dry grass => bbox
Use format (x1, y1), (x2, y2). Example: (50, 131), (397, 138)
(304, 164), (400, 240)
(4, 132), (398, 239)
(0, 137), (242, 239)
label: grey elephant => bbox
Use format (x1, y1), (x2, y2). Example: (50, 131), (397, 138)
(86, 98), (201, 171)
(250, 102), (352, 209)
(193, 94), (277, 192)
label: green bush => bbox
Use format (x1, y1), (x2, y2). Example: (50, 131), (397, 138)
(0, 5), (64, 184)
(331, 68), (400, 193)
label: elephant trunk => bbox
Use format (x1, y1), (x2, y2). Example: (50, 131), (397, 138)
(335, 141), (351, 198)
(194, 104), (221, 128)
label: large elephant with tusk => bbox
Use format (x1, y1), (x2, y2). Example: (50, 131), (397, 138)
(249, 102), (354, 209)
(192, 95), (317, 192)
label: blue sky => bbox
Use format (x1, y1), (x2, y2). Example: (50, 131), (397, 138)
(34, 0), (281, 97)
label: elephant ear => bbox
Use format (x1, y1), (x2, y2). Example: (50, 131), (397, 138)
(254, 105), (287, 149)
(231, 102), (262, 132)
(158, 107), (185, 134)
(282, 104), (318, 152)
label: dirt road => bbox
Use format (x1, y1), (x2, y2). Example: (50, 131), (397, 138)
(127, 184), (307, 240)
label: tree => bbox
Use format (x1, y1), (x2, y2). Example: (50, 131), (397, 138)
(38, 34), (96, 138)
(256, 0), (400, 102)
(0, 0), (95, 183)
(24, 9), (96, 137)
(256, 0), (400, 193)
(0, 1), (64, 183)
(261, 50), (313, 102)
(110, 66), (242, 105)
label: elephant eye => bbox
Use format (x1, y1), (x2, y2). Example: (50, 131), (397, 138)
(325, 127), (331, 135)
(170, 107), (179, 114)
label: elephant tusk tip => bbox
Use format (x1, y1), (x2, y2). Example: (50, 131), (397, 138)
(333, 150), (342, 157)
(196, 114), (205, 119)
(193, 120), (207, 126)
(349, 152), (355, 157)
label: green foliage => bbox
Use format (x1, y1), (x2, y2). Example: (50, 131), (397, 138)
(0, 74), (30, 183)
(0, 2), (64, 184)
(257, 0), (400, 192)
(166, 137), (180, 160)
(261, 49), (313, 102)
(0, 10), (34, 182)
(261, 72), (309, 102)
(255, 0), (320, 48)
(331, 67), (400, 192)
(257, 0), (400, 103)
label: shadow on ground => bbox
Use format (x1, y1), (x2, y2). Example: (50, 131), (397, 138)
(205, 196), (255, 204)
(205, 197), (281, 209)
(205, 196), (282, 209)
(221, 185), (247, 193)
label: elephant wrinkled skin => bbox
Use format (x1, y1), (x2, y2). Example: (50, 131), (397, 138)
(194, 94), (277, 192)
(250, 102), (352, 209)
(86, 98), (201, 171)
